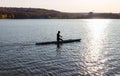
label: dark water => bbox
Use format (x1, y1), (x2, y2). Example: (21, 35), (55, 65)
(0, 19), (120, 76)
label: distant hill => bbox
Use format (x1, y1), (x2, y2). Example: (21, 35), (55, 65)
(0, 7), (120, 19)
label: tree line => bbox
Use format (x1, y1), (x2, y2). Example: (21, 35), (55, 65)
(0, 7), (120, 19)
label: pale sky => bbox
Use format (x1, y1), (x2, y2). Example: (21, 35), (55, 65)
(0, 0), (120, 13)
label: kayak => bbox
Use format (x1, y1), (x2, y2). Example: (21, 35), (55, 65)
(36, 39), (81, 45)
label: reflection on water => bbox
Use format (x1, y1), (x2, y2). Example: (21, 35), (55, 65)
(87, 20), (109, 61)
(84, 19), (110, 75)
(56, 44), (62, 56)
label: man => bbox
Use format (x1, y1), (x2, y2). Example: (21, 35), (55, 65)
(57, 31), (63, 43)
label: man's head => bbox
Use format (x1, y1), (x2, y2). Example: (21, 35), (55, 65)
(58, 31), (60, 33)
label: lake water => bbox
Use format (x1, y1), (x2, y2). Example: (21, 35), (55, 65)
(0, 19), (120, 76)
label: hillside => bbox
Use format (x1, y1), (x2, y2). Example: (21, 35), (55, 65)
(0, 7), (120, 19)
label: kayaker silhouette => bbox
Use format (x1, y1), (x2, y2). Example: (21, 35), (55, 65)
(57, 31), (63, 43)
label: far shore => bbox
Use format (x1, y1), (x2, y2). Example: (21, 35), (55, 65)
(0, 7), (120, 19)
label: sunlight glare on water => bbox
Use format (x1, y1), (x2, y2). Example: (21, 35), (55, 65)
(84, 19), (110, 74)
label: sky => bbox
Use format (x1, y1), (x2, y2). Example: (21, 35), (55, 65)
(0, 0), (120, 13)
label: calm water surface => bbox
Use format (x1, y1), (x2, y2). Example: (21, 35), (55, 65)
(0, 19), (120, 76)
